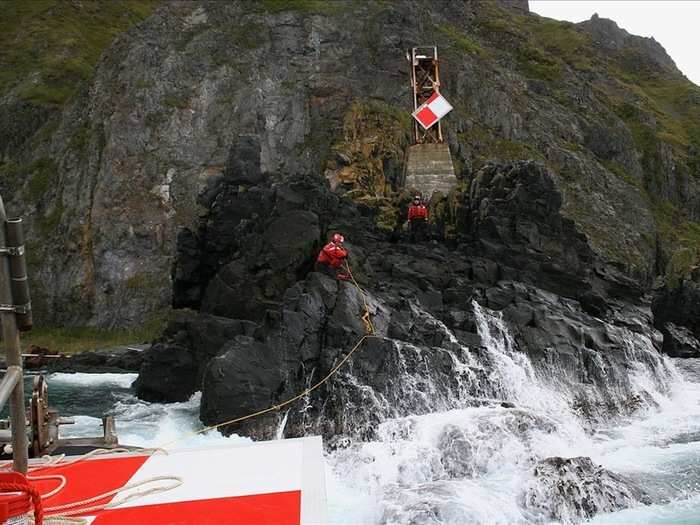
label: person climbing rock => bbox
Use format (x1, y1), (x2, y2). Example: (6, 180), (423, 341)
(408, 195), (429, 243)
(316, 233), (350, 280)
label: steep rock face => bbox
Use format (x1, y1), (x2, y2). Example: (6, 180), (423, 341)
(653, 267), (700, 357)
(1, 0), (698, 327)
(579, 14), (677, 73)
(462, 161), (643, 309)
(659, 323), (700, 358)
(136, 161), (674, 441)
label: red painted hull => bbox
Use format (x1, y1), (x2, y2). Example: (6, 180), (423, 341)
(27, 437), (326, 524)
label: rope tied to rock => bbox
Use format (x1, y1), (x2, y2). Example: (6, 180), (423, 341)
(0, 262), (375, 522)
(344, 261), (375, 335)
(159, 261), (377, 448)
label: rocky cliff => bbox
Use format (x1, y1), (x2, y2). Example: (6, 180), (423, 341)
(1, 0), (699, 330)
(4, 2), (699, 519)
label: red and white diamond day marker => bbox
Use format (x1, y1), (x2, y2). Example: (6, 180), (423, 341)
(412, 91), (453, 130)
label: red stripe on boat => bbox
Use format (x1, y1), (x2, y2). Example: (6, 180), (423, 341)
(91, 491), (301, 525)
(30, 456), (149, 508)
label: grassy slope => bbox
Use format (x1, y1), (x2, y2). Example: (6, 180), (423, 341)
(18, 323), (162, 354)
(454, 4), (700, 281)
(0, 1), (161, 349)
(0, 0), (160, 105)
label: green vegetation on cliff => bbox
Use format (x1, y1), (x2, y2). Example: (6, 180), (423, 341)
(327, 100), (411, 230)
(0, 0), (159, 105)
(259, 0), (349, 14)
(2, 0), (700, 333)
(461, 4), (700, 280)
(20, 322), (163, 355)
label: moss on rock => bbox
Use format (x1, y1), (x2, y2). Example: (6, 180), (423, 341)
(0, 0), (160, 106)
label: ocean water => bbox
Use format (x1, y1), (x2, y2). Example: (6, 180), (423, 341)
(23, 312), (700, 524)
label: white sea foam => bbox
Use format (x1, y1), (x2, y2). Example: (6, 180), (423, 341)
(59, 391), (246, 450)
(47, 372), (138, 389)
(325, 304), (700, 524)
(586, 494), (700, 524)
(44, 307), (700, 524)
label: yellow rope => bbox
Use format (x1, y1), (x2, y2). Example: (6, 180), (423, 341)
(22, 261), (376, 520)
(344, 260), (375, 335)
(158, 261), (376, 449)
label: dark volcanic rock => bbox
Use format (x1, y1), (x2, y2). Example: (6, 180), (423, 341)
(463, 161), (642, 306)
(653, 270), (700, 353)
(202, 208), (321, 320)
(4, 0), (697, 330)
(200, 335), (285, 435)
(173, 174), (356, 320)
(481, 281), (669, 423)
(136, 161), (674, 440)
(224, 135), (263, 185)
(132, 343), (197, 403)
(521, 456), (651, 522)
(660, 323), (700, 358)
(133, 310), (259, 402)
(199, 271), (391, 438)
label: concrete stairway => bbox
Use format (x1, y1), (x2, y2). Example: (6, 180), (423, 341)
(404, 143), (457, 198)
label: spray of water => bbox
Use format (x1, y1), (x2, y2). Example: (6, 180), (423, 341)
(46, 305), (700, 524)
(325, 302), (695, 524)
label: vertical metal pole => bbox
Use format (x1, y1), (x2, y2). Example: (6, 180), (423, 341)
(411, 48), (419, 144)
(0, 195), (28, 473)
(434, 46), (443, 143)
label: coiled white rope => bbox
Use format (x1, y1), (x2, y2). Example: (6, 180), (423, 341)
(2, 448), (180, 522)
(44, 475), (184, 517)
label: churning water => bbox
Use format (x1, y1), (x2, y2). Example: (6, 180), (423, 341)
(32, 304), (700, 524)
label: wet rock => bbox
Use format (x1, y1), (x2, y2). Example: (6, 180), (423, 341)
(200, 335), (284, 438)
(198, 272), (393, 438)
(145, 189), (670, 439)
(132, 343), (197, 403)
(521, 456), (651, 523)
(660, 322), (700, 358)
(139, 161), (673, 441)
(436, 410), (560, 479)
(653, 273), (700, 349)
(380, 482), (499, 525)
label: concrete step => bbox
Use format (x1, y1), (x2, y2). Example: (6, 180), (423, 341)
(404, 143), (457, 198)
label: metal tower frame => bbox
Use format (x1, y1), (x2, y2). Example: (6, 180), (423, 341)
(408, 46), (443, 144)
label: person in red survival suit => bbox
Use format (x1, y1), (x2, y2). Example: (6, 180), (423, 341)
(316, 233), (350, 280)
(407, 195), (429, 243)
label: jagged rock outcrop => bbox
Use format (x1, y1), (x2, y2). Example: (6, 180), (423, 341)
(132, 342), (197, 402)
(133, 161), (675, 441)
(659, 323), (700, 358)
(462, 161), (643, 310)
(521, 456), (651, 522)
(653, 267), (700, 352)
(132, 311), (257, 401)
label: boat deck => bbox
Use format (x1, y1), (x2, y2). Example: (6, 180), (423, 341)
(29, 437), (327, 524)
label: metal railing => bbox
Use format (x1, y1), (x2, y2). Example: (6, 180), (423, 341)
(0, 193), (30, 473)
